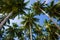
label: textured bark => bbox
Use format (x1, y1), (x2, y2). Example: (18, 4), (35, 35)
(0, 12), (12, 28)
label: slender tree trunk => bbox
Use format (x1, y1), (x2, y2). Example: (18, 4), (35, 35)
(0, 12), (12, 28)
(39, 8), (60, 30)
(29, 25), (32, 40)
(55, 32), (60, 37)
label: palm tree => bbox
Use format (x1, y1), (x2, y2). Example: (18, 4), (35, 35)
(0, 0), (29, 28)
(3, 23), (24, 40)
(44, 20), (59, 40)
(32, 0), (60, 30)
(21, 12), (39, 40)
(33, 24), (43, 40)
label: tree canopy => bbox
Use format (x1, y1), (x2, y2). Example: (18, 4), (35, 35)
(0, 0), (60, 40)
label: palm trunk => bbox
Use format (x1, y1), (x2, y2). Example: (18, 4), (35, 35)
(0, 12), (12, 28)
(39, 8), (60, 30)
(55, 32), (60, 37)
(29, 25), (32, 40)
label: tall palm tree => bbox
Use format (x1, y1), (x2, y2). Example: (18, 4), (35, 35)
(0, 0), (29, 28)
(32, 0), (60, 30)
(21, 12), (39, 40)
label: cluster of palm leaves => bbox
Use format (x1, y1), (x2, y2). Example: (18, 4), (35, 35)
(0, 0), (60, 40)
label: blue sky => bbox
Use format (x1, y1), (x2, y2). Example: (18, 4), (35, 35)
(10, 0), (51, 26)
(9, 0), (59, 40)
(10, 0), (59, 26)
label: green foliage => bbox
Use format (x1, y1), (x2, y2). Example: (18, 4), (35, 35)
(44, 19), (59, 40)
(21, 12), (39, 28)
(0, 0), (29, 19)
(3, 23), (24, 40)
(21, 12), (41, 40)
(46, 1), (60, 18)
(0, 0), (60, 40)
(32, 1), (45, 15)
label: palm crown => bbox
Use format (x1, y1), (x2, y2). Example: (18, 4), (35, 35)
(0, 0), (29, 18)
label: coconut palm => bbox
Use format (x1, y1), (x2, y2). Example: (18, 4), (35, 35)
(33, 24), (43, 40)
(2, 23), (24, 40)
(46, 1), (60, 18)
(32, 0), (60, 30)
(44, 19), (59, 40)
(21, 12), (39, 40)
(0, 0), (29, 28)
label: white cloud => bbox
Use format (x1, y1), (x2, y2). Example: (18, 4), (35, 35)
(10, 16), (23, 26)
